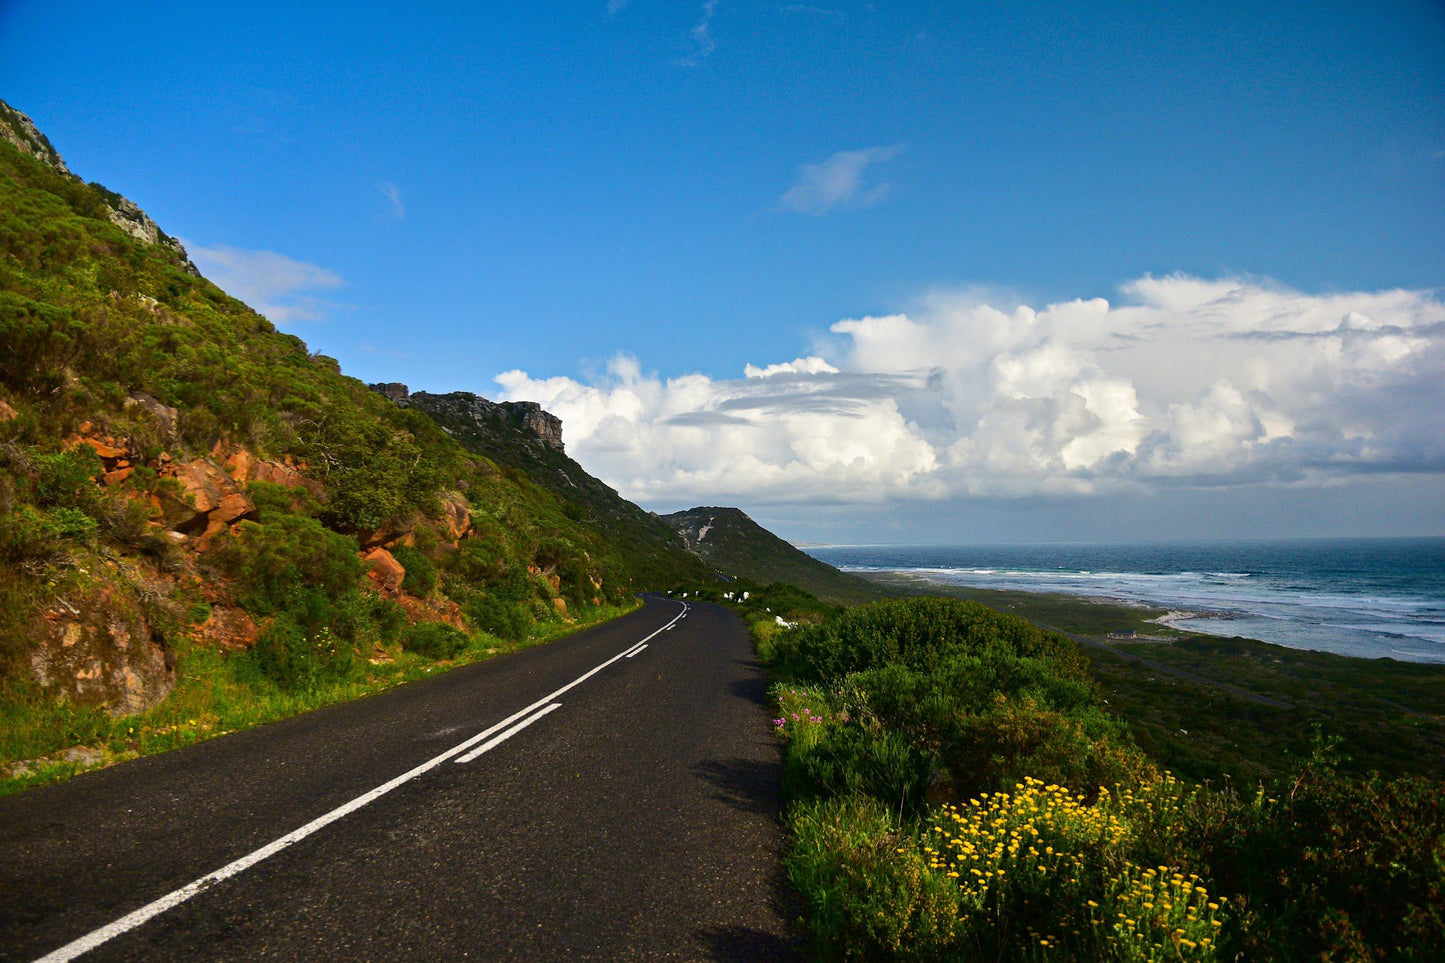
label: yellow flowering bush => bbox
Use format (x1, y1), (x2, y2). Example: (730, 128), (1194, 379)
(1099, 864), (1226, 961)
(920, 777), (1231, 960)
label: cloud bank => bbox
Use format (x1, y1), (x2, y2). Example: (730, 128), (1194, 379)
(187, 243), (343, 323)
(494, 275), (1445, 509)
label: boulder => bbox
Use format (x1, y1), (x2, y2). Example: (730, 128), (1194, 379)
(123, 391), (178, 443)
(157, 457), (256, 538)
(364, 548), (406, 597)
(438, 492), (472, 542)
(358, 517), (414, 550)
(397, 593), (467, 630)
(72, 436), (127, 461)
(197, 606), (259, 650)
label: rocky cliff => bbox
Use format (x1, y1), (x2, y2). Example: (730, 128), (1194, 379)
(369, 384), (565, 453)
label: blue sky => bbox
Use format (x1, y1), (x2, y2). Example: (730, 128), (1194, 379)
(3, 1), (1444, 541)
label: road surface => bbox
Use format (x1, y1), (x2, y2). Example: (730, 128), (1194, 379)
(0, 597), (800, 961)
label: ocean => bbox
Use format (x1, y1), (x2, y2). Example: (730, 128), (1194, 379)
(806, 538), (1445, 664)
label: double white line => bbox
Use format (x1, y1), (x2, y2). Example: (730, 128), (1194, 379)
(34, 599), (689, 963)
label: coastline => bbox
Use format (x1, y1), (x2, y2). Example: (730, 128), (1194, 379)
(840, 555), (1445, 664)
(855, 569), (1445, 785)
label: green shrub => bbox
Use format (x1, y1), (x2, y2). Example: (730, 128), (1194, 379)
(246, 479), (318, 520)
(786, 795), (962, 960)
(392, 545), (437, 597)
(33, 446), (102, 510)
(1201, 769), (1445, 960)
(448, 536), (508, 585)
(464, 593), (531, 641)
(774, 597), (1087, 686)
(399, 622), (469, 660)
(99, 496), (154, 547)
(217, 514), (362, 614)
(250, 612), (353, 691)
(0, 504), (97, 564)
(786, 725), (937, 818)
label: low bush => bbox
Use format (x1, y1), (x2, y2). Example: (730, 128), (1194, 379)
(463, 592), (531, 641)
(399, 622), (468, 660)
(216, 514), (362, 615)
(392, 545), (437, 597)
(250, 612), (354, 692)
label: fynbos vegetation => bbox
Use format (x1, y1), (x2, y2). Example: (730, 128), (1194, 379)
(757, 596), (1445, 960)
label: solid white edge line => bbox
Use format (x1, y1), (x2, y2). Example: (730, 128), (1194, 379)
(454, 702), (562, 763)
(625, 644), (647, 658)
(32, 598), (687, 963)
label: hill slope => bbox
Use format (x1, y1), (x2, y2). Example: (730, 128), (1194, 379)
(0, 98), (702, 785)
(662, 507), (882, 603)
(375, 386), (714, 588)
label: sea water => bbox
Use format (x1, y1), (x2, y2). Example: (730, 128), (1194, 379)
(806, 538), (1445, 664)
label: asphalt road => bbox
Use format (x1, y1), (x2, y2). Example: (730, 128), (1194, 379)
(0, 597), (801, 961)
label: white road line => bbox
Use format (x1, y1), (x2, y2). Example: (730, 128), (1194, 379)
(454, 703), (561, 763)
(32, 599), (688, 963)
(625, 644), (647, 658)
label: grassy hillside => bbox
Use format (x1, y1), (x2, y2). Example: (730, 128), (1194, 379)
(0, 101), (695, 790)
(662, 507), (883, 603)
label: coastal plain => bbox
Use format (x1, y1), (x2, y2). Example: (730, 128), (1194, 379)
(859, 572), (1445, 786)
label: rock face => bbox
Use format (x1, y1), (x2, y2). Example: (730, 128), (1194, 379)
(219, 445), (322, 496)
(0, 97), (198, 275)
(31, 588), (174, 717)
(0, 99), (69, 173)
(156, 457), (257, 546)
(197, 606), (259, 650)
(368, 384), (565, 454)
(510, 401), (564, 452)
(371, 382), (411, 402)
(438, 491), (472, 542)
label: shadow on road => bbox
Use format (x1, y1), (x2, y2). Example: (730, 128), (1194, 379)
(696, 923), (806, 961)
(728, 665), (770, 705)
(693, 757), (783, 818)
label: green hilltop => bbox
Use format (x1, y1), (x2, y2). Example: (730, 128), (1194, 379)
(661, 506), (883, 604)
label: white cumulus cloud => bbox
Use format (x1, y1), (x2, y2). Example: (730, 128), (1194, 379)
(187, 243), (343, 324)
(781, 145), (904, 215)
(492, 275), (1445, 510)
